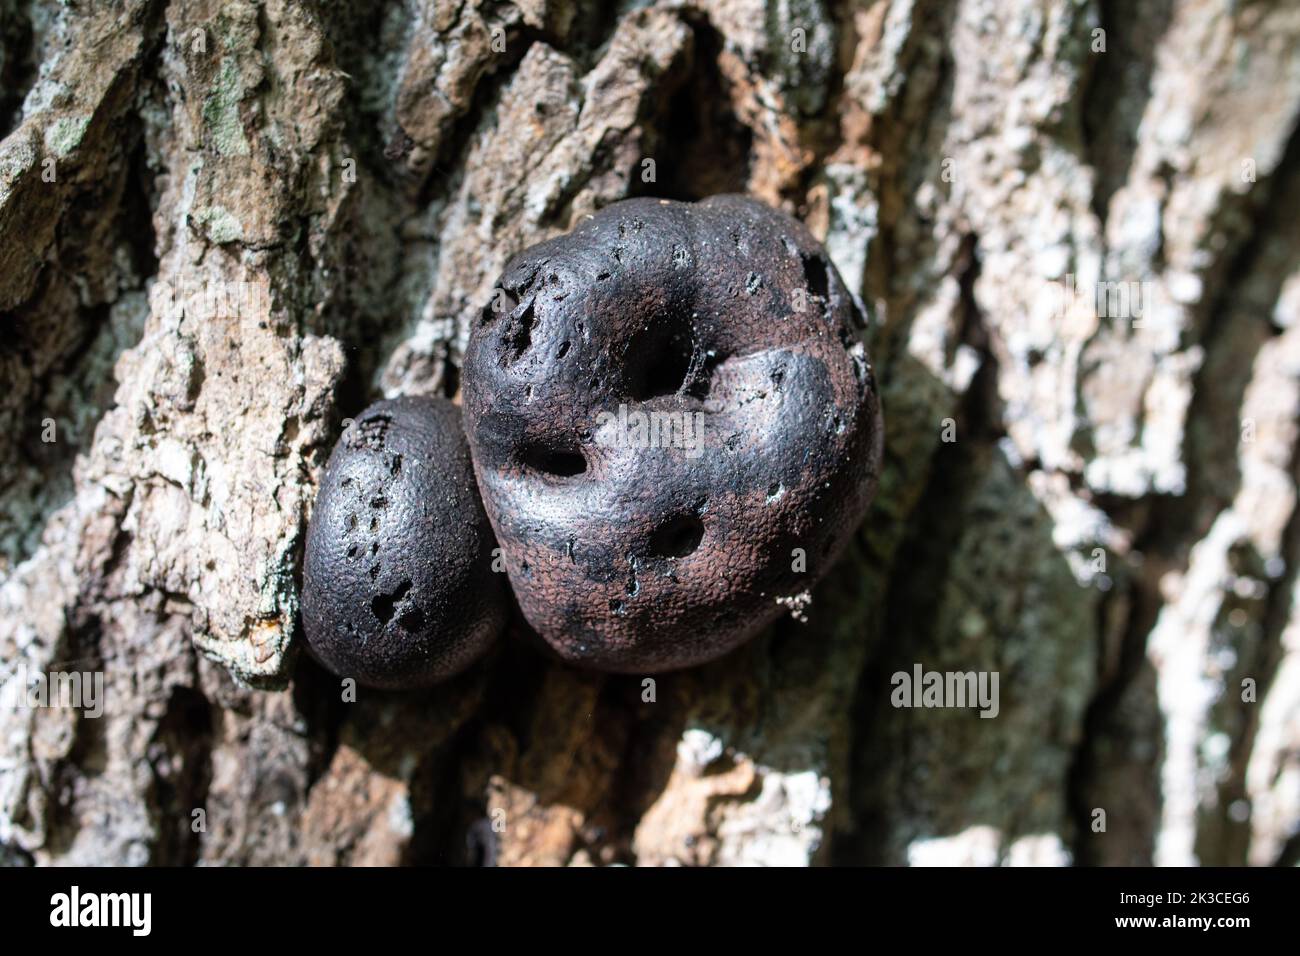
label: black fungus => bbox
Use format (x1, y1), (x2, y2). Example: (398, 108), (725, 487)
(461, 195), (884, 672)
(302, 396), (506, 688)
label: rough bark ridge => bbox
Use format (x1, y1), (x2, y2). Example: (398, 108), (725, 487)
(1, 0), (1299, 866)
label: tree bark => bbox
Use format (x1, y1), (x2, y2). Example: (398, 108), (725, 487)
(2, 0), (1299, 866)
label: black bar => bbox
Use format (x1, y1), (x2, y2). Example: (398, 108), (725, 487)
(0, 865), (1288, 942)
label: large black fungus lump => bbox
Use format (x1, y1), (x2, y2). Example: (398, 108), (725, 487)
(462, 195), (884, 673)
(302, 396), (506, 688)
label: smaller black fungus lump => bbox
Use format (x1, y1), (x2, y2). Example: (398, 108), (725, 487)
(301, 396), (506, 689)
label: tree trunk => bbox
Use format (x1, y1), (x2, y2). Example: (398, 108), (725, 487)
(2, 0), (1299, 867)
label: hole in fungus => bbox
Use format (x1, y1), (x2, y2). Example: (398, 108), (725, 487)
(371, 580), (412, 625)
(500, 302), (535, 365)
(800, 251), (831, 317)
(649, 515), (705, 559)
(628, 323), (694, 400)
(519, 442), (587, 478)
